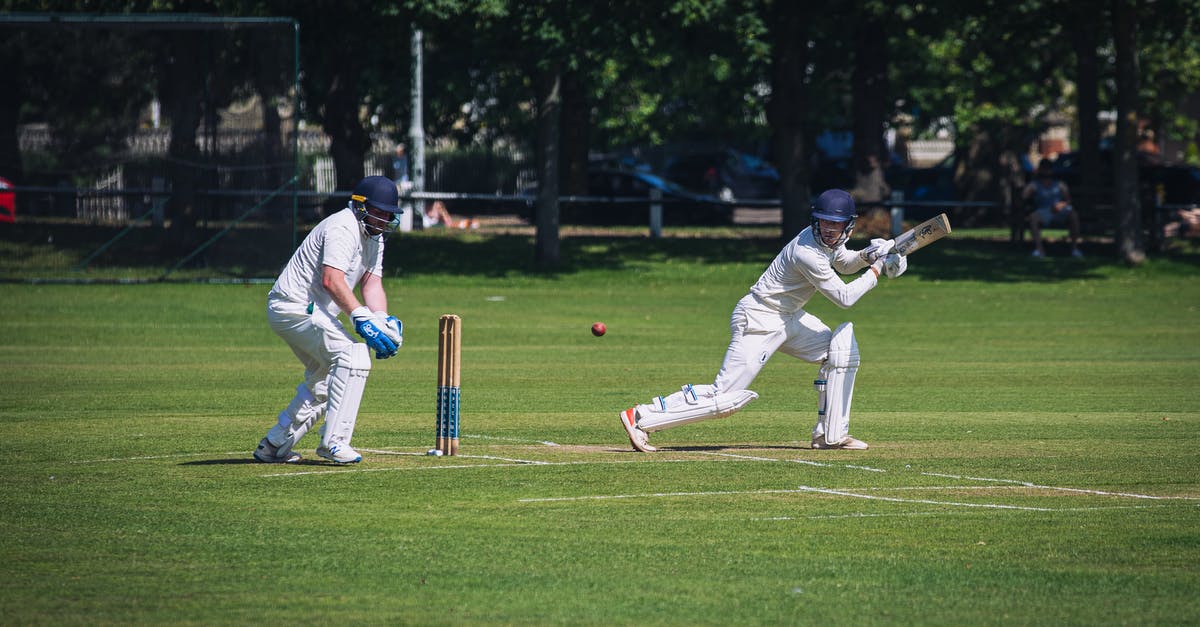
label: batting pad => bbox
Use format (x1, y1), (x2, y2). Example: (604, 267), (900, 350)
(637, 387), (758, 432)
(320, 343), (372, 448)
(813, 322), (860, 444)
(266, 383), (323, 452)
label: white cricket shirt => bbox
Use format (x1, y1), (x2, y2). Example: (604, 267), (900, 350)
(268, 208), (385, 319)
(749, 226), (877, 313)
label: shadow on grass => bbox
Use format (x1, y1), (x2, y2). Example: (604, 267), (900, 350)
(180, 458), (355, 467)
(660, 444), (814, 452)
(180, 458), (262, 466)
(386, 232), (783, 278)
(388, 231), (1200, 283)
(4, 219), (1199, 283)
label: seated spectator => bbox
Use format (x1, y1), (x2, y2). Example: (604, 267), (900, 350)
(849, 154), (891, 207)
(422, 200), (478, 230)
(1024, 160), (1082, 258)
(850, 154), (893, 237)
(1164, 207), (1200, 239)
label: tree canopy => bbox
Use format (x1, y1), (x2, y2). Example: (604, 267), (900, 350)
(5, 0), (1200, 263)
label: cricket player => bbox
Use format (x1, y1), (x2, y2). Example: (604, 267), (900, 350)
(619, 189), (906, 452)
(254, 175), (405, 464)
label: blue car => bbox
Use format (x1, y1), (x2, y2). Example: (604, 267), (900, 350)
(663, 149), (780, 201)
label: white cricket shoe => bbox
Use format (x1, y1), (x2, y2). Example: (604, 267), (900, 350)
(316, 444), (362, 464)
(811, 435), (869, 450)
(254, 437), (302, 464)
(619, 407), (657, 452)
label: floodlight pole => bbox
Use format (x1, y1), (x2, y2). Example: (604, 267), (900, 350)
(292, 19), (301, 250)
(410, 28), (425, 199)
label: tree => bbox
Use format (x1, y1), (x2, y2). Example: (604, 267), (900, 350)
(1113, 0), (1144, 264)
(766, 0), (813, 240)
(1070, 4), (1104, 195)
(851, 4), (890, 172)
(0, 11), (156, 187)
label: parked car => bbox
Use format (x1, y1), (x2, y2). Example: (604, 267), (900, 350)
(1050, 150), (1200, 205)
(888, 154), (958, 202)
(0, 176), (14, 223)
(662, 149), (780, 201)
(524, 167), (731, 226)
(810, 156), (856, 194)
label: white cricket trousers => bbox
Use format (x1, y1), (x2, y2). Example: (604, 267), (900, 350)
(266, 299), (357, 402)
(712, 294), (833, 393)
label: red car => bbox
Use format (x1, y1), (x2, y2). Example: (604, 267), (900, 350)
(0, 176), (13, 223)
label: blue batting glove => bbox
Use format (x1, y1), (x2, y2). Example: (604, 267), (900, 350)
(351, 307), (398, 358)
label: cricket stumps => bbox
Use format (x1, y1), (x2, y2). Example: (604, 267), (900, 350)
(435, 314), (461, 455)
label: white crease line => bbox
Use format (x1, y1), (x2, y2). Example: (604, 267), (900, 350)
(357, 449), (548, 464)
(694, 451), (888, 472)
(521, 488), (812, 503)
(356, 449), (426, 456)
(69, 448), (1200, 505)
(920, 472), (1200, 501)
(463, 434), (561, 446)
(843, 464), (888, 473)
(261, 457), (729, 478)
(519, 486), (1060, 508)
(796, 486), (1054, 511)
(763, 504), (1175, 521)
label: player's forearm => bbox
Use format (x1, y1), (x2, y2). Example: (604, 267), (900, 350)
(360, 273), (388, 312)
(818, 272), (877, 310)
(321, 266), (363, 315)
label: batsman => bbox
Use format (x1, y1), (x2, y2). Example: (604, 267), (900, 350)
(619, 189), (908, 452)
(254, 175), (406, 464)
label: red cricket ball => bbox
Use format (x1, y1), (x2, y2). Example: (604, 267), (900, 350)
(591, 322), (606, 337)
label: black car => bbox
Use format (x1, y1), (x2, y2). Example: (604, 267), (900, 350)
(1050, 150), (1200, 205)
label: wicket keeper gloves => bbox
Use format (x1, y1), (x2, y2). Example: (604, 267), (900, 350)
(351, 307), (398, 359)
(858, 238), (895, 264)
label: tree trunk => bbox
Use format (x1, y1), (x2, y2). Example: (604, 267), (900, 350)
(162, 33), (205, 248)
(559, 69), (590, 196)
(0, 34), (23, 183)
(1112, 0), (1144, 264)
(323, 70), (370, 213)
(767, 1), (811, 242)
(851, 12), (888, 169)
(1072, 18), (1103, 194)
(535, 65), (562, 268)
(253, 28), (286, 193)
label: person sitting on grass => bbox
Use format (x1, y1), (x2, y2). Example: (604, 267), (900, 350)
(422, 200), (477, 230)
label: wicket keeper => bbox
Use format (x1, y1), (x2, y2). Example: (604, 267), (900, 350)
(619, 189), (906, 452)
(254, 176), (405, 464)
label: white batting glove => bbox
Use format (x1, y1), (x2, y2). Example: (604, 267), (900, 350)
(869, 258), (885, 278)
(858, 238), (895, 264)
(373, 312), (404, 347)
(883, 252), (907, 278)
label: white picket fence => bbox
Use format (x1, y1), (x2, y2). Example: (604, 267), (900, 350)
(313, 157), (384, 194)
(906, 139), (954, 167)
(77, 166), (127, 223)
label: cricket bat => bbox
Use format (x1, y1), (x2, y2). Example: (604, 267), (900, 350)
(891, 213), (952, 256)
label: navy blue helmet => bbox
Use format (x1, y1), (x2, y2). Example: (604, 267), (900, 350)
(350, 175), (402, 240)
(810, 189), (856, 248)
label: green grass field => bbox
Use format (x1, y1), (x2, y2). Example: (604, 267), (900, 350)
(2, 229), (1199, 624)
